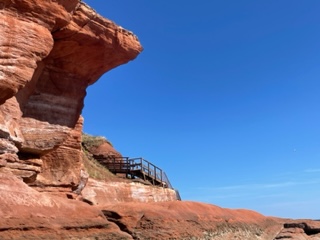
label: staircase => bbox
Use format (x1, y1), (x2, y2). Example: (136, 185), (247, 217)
(96, 156), (173, 189)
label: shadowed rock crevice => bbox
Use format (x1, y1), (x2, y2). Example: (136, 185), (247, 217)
(274, 222), (320, 239)
(284, 223), (320, 236)
(102, 210), (135, 238)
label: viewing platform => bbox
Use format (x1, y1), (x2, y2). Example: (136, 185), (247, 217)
(95, 156), (173, 189)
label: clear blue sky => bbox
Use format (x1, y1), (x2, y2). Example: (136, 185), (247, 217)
(82, 1), (320, 219)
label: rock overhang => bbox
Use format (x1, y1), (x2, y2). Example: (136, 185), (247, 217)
(0, 0), (142, 185)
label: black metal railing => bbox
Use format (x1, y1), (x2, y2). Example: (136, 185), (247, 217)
(100, 157), (173, 189)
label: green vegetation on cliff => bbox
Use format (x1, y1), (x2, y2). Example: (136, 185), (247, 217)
(82, 133), (113, 148)
(81, 133), (123, 181)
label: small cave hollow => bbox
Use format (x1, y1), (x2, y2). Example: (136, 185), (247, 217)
(17, 152), (41, 160)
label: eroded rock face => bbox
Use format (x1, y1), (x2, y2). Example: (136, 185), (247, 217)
(274, 221), (320, 240)
(82, 133), (122, 159)
(0, 0), (142, 187)
(99, 202), (320, 240)
(100, 201), (284, 240)
(1, 171), (319, 240)
(2, 2), (319, 240)
(82, 179), (178, 205)
(0, 172), (132, 240)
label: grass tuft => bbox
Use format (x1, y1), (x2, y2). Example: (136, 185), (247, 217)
(82, 147), (117, 180)
(82, 133), (113, 148)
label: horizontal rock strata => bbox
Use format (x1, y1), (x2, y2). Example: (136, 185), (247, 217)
(82, 179), (178, 205)
(0, 0), (142, 189)
(1, 1), (319, 240)
(100, 201), (283, 240)
(0, 172), (132, 240)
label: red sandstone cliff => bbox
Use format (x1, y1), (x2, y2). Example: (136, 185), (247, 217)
(0, 0), (142, 189)
(0, 1), (319, 239)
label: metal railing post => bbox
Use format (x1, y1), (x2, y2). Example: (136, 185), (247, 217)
(140, 158), (142, 171)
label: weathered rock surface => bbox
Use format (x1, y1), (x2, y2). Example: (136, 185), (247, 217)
(1, 172), (319, 240)
(0, 0), (142, 188)
(0, 172), (131, 240)
(100, 202), (320, 239)
(274, 221), (320, 240)
(0, 170), (306, 240)
(1, 1), (320, 240)
(82, 133), (122, 159)
(101, 201), (283, 240)
(82, 178), (178, 205)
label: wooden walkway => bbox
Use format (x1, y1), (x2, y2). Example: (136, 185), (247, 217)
(96, 156), (173, 189)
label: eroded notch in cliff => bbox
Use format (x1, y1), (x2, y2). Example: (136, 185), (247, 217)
(18, 152), (41, 161)
(12, 151), (43, 184)
(284, 223), (320, 236)
(102, 210), (134, 238)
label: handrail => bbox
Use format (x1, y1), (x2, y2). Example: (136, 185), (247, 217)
(175, 189), (181, 201)
(129, 158), (165, 184)
(93, 155), (181, 199)
(101, 157), (173, 189)
(161, 171), (173, 189)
